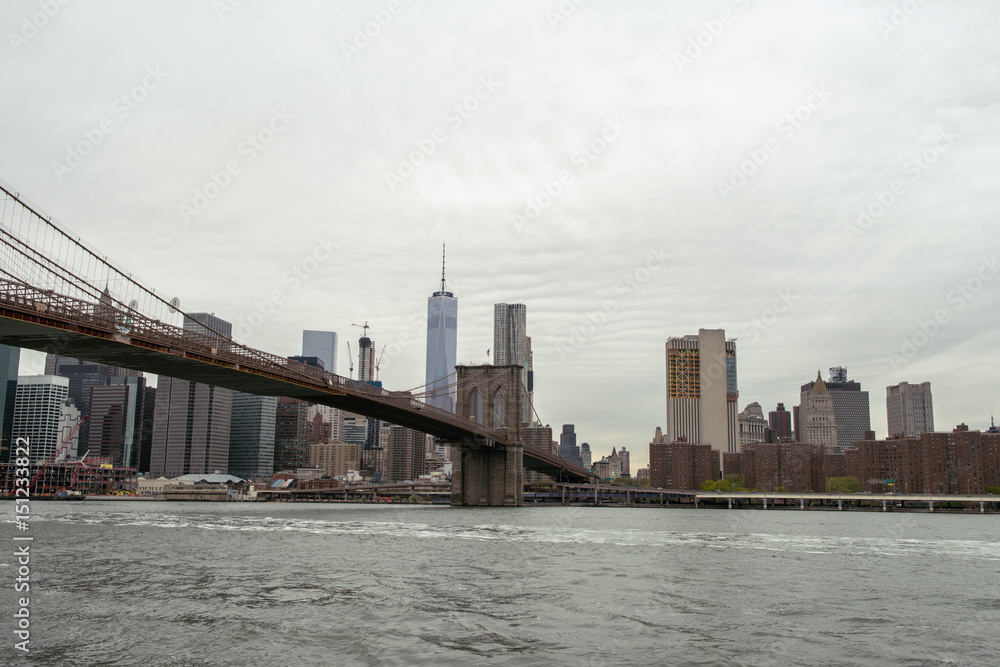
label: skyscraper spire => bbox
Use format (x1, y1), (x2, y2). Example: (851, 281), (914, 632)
(441, 242), (447, 293)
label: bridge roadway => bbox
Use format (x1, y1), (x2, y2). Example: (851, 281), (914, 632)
(0, 279), (590, 482)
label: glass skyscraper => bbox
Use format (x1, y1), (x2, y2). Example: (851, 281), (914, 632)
(425, 248), (457, 413)
(302, 330), (338, 375)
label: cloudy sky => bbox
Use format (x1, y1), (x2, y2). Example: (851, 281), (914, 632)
(2, 0), (998, 470)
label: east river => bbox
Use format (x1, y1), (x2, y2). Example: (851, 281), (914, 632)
(2, 501), (999, 666)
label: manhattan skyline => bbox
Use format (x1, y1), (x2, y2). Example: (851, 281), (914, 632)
(2, 1), (998, 472)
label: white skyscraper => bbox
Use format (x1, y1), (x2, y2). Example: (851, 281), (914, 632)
(302, 330), (338, 375)
(664, 329), (739, 462)
(887, 381), (934, 437)
(425, 246), (457, 412)
(12, 375), (70, 463)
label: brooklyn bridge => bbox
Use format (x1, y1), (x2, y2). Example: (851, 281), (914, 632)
(0, 180), (591, 505)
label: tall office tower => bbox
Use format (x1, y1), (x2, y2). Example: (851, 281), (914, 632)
(150, 313), (233, 477)
(619, 446), (630, 476)
(493, 303), (529, 424)
(358, 336), (375, 382)
(386, 425), (427, 482)
(797, 367), (871, 449)
(87, 376), (154, 468)
(886, 381), (934, 437)
(738, 402), (768, 446)
(665, 329), (739, 464)
(0, 344), (18, 463)
(769, 403), (793, 441)
(425, 246), (458, 413)
(12, 375), (70, 463)
(801, 371), (838, 449)
(274, 397), (310, 472)
(558, 424), (583, 466)
(228, 391), (277, 479)
(580, 442), (592, 468)
(302, 330), (338, 375)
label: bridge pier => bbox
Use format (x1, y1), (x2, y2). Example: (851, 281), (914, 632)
(450, 445), (523, 506)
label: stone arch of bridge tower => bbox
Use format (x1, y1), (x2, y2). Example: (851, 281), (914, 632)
(491, 385), (508, 429)
(466, 386), (483, 425)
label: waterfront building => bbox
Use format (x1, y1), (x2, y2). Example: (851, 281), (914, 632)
(580, 442), (592, 468)
(228, 391), (277, 479)
(425, 247), (458, 413)
(665, 330), (739, 464)
(738, 402), (768, 446)
(740, 442), (825, 492)
(12, 375), (70, 463)
(274, 397), (311, 472)
(493, 303), (530, 423)
(768, 403), (793, 441)
(797, 367), (871, 449)
(886, 381), (934, 437)
(310, 441), (361, 477)
(0, 344), (19, 463)
(591, 458), (611, 481)
(301, 330), (338, 375)
(648, 435), (720, 490)
(386, 425), (426, 482)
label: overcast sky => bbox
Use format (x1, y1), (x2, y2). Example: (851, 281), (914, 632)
(2, 1), (998, 470)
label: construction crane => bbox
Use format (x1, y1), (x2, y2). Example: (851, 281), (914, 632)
(346, 340), (355, 379)
(351, 321), (370, 338)
(375, 344), (387, 381)
(29, 416), (88, 494)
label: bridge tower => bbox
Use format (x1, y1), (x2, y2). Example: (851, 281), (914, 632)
(450, 364), (524, 506)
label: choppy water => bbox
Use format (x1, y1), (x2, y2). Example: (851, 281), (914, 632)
(2, 502), (999, 666)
